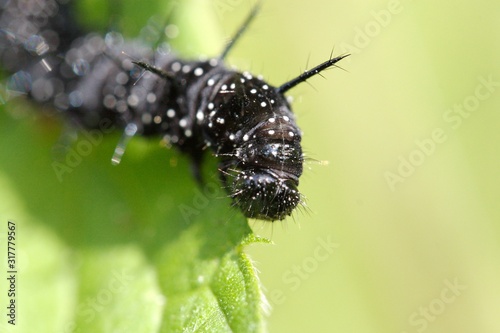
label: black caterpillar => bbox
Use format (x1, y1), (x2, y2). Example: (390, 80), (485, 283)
(0, 0), (348, 221)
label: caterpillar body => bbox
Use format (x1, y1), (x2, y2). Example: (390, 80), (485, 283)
(0, 0), (348, 221)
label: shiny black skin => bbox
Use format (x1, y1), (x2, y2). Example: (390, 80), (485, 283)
(0, 0), (305, 220)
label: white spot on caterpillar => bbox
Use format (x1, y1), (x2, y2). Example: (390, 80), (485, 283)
(196, 110), (204, 121)
(116, 72), (128, 85)
(194, 67), (203, 76)
(103, 94), (116, 109)
(171, 62), (181, 72)
(127, 94), (139, 107)
(116, 100), (128, 112)
(146, 93), (156, 103)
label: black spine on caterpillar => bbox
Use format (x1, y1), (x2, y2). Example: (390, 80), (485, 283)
(0, 1), (348, 221)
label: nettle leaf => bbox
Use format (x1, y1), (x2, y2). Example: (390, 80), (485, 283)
(0, 1), (270, 332)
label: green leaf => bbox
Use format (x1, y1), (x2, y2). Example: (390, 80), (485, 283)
(0, 1), (269, 332)
(0, 94), (268, 333)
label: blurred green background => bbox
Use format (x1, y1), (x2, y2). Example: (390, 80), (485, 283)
(238, 0), (500, 332)
(2, 0), (500, 332)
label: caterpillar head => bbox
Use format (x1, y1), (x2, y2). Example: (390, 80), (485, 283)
(230, 108), (304, 221)
(207, 73), (304, 221)
(228, 123), (303, 220)
(230, 169), (301, 221)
